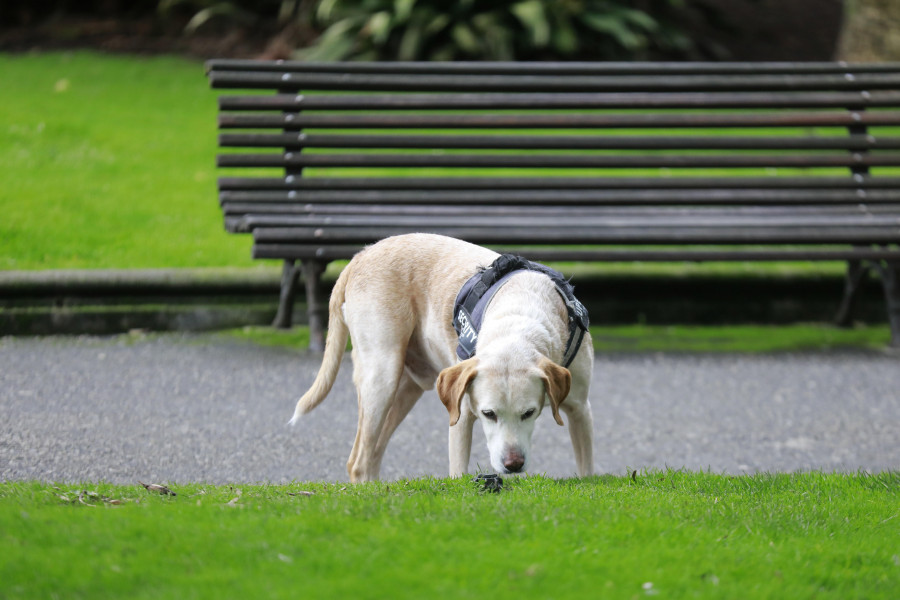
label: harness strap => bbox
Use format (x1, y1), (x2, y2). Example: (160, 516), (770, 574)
(453, 254), (590, 368)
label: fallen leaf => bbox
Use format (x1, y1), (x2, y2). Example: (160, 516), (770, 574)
(77, 491), (96, 507)
(226, 488), (243, 506)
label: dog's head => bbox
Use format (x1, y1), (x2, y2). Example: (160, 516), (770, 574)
(436, 355), (571, 475)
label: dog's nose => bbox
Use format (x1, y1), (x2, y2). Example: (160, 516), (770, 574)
(503, 451), (525, 473)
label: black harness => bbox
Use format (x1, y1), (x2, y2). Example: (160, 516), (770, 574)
(452, 254), (590, 368)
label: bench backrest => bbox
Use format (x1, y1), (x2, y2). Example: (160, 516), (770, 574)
(206, 61), (900, 255)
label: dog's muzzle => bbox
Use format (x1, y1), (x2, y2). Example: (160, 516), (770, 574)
(502, 449), (526, 473)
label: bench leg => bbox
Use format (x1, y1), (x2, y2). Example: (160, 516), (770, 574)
(836, 257), (899, 347)
(301, 259), (328, 352)
(273, 259), (301, 329)
(835, 259), (870, 326)
(875, 260), (900, 348)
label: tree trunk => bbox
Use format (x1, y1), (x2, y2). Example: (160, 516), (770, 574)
(836, 0), (900, 61)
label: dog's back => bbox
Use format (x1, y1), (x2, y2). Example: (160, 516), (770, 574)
(290, 234), (497, 423)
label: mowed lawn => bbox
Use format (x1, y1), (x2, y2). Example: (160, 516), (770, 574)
(2, 472), (898, 599)
(0, 51), (255, 270)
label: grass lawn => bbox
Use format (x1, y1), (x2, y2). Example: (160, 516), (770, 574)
(0, 51), (256, 270)
(221, 323), (893, 353)
(2, 472), (898, 599)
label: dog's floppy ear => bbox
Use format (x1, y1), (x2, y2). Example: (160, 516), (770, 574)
(538, 356), (571, 426)
(436, 358), (478, 426)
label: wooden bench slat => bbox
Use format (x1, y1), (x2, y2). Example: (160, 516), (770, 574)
(232, 211), (900, 234)
(242, 213), (900, 229)
(209, 71), (900, 93)
(217, 151), (900, 170)
(217, 91), (900, 111)
(252, 225), (900, 245)
(220, 133), (900, 151)
(218, 189), (900, 206)
(222, 203), (899, 218)
(216, 175), (897, 191)
(207, 59), (900, 75)
(226, 199), (899, 228)
(249, 244), (900, 263)
(218, 112), (900, 130)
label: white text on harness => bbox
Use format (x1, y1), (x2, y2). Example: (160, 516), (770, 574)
(456, 309), (478, 345)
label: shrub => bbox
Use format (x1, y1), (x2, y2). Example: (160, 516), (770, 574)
(299, 0), (696, 61)
(156, 0), (296, 33)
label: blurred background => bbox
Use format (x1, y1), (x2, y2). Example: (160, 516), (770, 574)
(1, 0), (898, 63)
(2, 0), (898, 340)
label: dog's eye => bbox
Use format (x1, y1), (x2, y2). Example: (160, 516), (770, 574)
(521, 409), (536, 420)
(481, 410), (497, 422)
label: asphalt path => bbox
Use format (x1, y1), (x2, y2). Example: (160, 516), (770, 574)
(1, 334), (898, 484)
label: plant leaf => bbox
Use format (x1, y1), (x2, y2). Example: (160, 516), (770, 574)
(579, 11), (644, 50)
(394, 0), (417, 23)
(450, 23), (480, 55)
(366, 11), (393, 46)
(511, 0), (550, 48)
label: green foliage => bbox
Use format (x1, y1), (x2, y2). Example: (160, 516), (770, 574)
(301, 0), (693, 61)
(2, 472), (899, 599)
(156, 0), (310, 33)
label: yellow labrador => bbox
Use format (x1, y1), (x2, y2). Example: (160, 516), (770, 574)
(290, 234), (594, 482)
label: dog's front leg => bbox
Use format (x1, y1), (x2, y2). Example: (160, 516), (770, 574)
(562, 399), (594, 477)
(448, 408), (476, 477)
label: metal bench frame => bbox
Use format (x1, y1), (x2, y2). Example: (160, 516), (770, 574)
(206, 61), (900, 348)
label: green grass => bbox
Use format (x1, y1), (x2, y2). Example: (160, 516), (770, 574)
(2, 472), (898, 599)
(589, 323), (893, 353)
(220, 323), (893, 353)
(0, 51), (256, 270)
(222, 324), (315, 350)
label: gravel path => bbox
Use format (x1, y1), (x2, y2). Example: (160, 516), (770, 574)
(1, 334), (897, 484)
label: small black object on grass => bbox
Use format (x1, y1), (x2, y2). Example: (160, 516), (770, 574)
(473, 473), (503, 493)
(139, 481), (176, 496)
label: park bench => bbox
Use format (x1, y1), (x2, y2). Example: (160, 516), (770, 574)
(205, 60), (900, 349)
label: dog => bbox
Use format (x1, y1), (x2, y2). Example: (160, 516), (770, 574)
(289, 233), (594, 482)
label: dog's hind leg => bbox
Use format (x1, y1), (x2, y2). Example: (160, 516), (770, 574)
(346, 348), (407, 483)
(369, 372), (425, 476)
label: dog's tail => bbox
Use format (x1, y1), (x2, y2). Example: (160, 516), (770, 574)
(288, 265), (351, 425)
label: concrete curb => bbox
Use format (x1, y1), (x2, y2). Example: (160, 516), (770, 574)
(0, 268), (286, 335)
(0, 267), (283, 294)
(0, 267), (889, 336)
